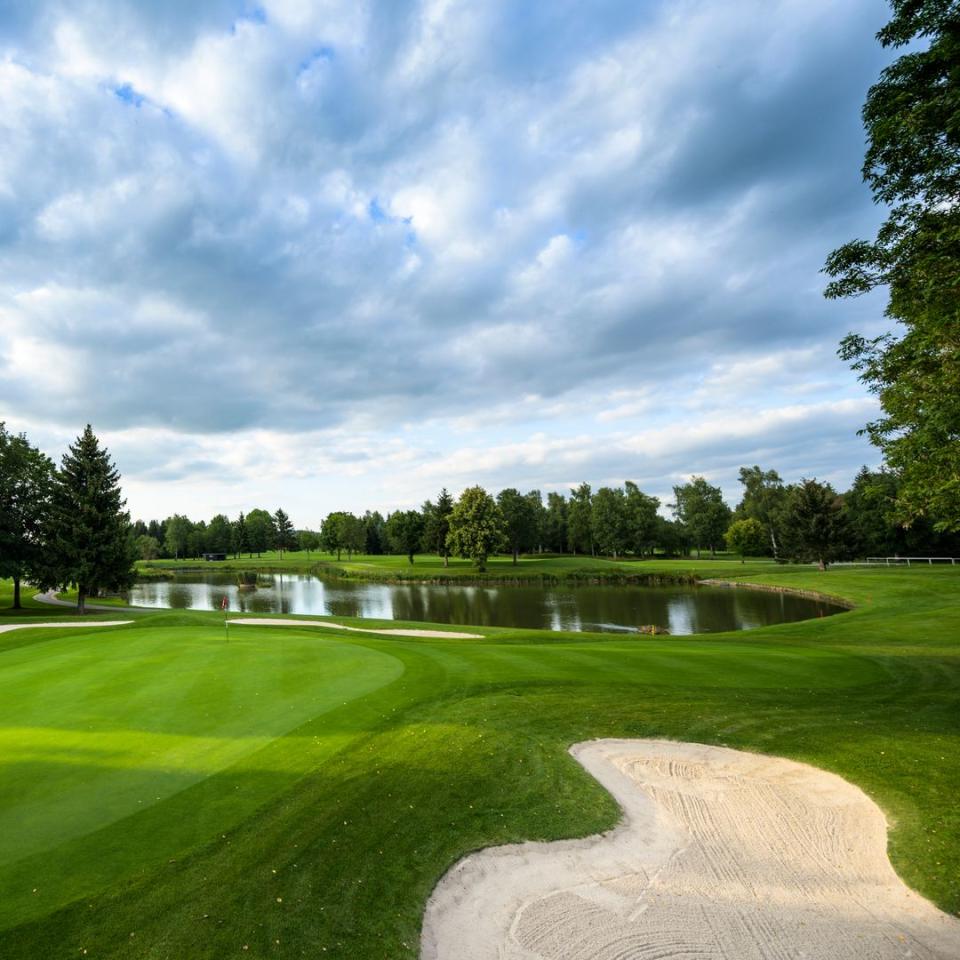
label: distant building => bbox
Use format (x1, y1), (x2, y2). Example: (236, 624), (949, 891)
(202, 552), (227, 562)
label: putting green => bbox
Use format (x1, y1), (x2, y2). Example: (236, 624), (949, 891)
(0, 622), (402, 923)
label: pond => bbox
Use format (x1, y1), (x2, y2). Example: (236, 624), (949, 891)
(127, 572), (846, 635)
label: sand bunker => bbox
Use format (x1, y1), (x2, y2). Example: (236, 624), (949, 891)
(422, 738), (960, 960)
(0, 620), (132, 634)
(230, 617), (481, 640)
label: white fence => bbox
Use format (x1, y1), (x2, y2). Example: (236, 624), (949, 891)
(862, 556), (957, 566)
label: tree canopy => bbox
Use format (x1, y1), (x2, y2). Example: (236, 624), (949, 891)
(446, 487), (505, 571)
(0, 424), (54, 608)
(824, 0), (960, 531)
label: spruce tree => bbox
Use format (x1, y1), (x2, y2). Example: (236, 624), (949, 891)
(273, 508), (295, 557)
(49, 425), (136, 613)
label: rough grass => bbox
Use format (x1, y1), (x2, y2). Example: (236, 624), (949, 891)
(0, 564), (957, 958)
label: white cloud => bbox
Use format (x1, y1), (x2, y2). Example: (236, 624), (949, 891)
(0, 0), (893, 520)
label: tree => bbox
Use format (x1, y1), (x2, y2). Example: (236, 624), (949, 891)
(446, 486), (505, 571)
(246, 509), (275, 557)
(48, 425), (136, 613)
(567, 482), (593, 556)
(164, 514), (192, 560)
(233, 512), (249, 558)
(624, 481), (660, 557)
(298, 530), (320, 557)
(343, 513), (366, 559)
(363, 511), (388, 555)
(497, 488), (537, 564)
(591, 487), (630, 558)
(136, 534), (160, 561)
(320, 511), (348, 560)
(781, 479), (846, 571)
(187, 520), (207, 559)
(386, 510), (425, 564)
(207, 513), (233, 554)
(0, 424), (55, 608)
(525, 490), (546, 553)
(671, 477), (731, 558)
(824, 1), (960, 531)
(843, 467), (903, 557)
(544, 492), (568, 553)
(735, 466), (785, 557)
(422, 489), (454, 566)
(724, 518), (768, 562)
(273, 508), (296, 556)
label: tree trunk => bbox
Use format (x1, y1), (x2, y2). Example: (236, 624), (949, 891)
(769, 528), (779, 559)
(77, 588), (86, 615)
(408, 552), (414, 565)
(818, 556), (826, 572)
(512, 548), (518, 565)
(443, 553), (449, 568)
(12, 576), (21, 609)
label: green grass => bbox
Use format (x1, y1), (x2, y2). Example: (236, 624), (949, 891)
(143, 550), (778, 582)
(0, 564), (957, 958)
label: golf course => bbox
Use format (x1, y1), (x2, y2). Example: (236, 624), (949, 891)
(0, 560), (957, 958)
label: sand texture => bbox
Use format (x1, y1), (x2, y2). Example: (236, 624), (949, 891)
(422, 739), (960, 960)
(0, 620), (132, 634)
(230, 617), (481, 639)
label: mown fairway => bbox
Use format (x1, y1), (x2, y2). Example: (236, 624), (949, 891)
(0, 564), (957, 958)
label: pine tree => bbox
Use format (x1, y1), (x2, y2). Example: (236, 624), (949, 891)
(234, 512), (249, 558)
(273, 509), (295, 557)
(49, 425), (136, 613)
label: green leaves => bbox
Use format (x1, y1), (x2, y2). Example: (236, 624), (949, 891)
(446, 487), (505, 571)
(824, 1), (960, 532)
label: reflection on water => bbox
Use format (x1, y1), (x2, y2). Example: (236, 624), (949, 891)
(128, 573), (845, 635)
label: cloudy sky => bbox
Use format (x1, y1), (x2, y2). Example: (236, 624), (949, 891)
(0, 0), (894, 526)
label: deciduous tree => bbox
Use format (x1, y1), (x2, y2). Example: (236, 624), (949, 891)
(0, 424), (54, 608)
(735, 466), (784, 557)
(724, 518), (767, 562)
(246, 509), (275, 557)
(671, 477), (731, 558)
(567, 482), (594, 556)
(591, 487), (630, 558)
(497, 488), (537, 564)
(387, 510), (425, 564)
(446, 486), (505, 572)
(824, 1), (960, 531)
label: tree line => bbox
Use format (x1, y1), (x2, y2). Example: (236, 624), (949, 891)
(5, 423), (958, 614)
(131, 468), (960, 574)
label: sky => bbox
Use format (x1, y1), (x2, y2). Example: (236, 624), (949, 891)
(0, 0), (895, 527)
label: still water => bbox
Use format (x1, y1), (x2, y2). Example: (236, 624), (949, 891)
(128, 572), (845, 635)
